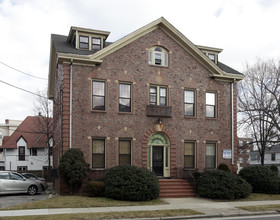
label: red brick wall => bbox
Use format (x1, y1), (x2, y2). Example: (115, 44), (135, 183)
(53, 28), (239, 188)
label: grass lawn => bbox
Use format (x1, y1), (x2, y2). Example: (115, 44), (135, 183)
(235, 194), (280, 212)
(0, 209), (202, 220)
(238, 204), (280, 212)
(238, 193), (280, 201)
(1, 196), (167, 210)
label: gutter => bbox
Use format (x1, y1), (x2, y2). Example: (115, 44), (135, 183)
(231, 81), (234, 165)
(69, 59), (73, 149)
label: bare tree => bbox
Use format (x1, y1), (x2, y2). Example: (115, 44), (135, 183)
(33, 90), (53, 179)
(262, 59), (280, 134)
(238, 58), (280, 165)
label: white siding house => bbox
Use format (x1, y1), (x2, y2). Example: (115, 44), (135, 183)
(0, 116), (53, 173)
(0, 119), (22, 170)
(250, 144), (280, 174)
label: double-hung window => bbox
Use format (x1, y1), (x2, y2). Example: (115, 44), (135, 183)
(119, 83), (131, 112)
(19, 146), (25, 161)
(184, 142), (195, 168)
(92, 80), (106, 111)
(30, 148), (37, 156)
(92, 139), (105, 168)
(148, 47), (168, 67)
(271, 153), (276, 161)
(149, 86), (167, 106)
(79, 36), (89, 49)
(154, 47), (162, 65)
(208, 54), (216, 63)
(184, 89), (195, 116)
(92, 37), (101, 50)
(206, 142), (216, 169)
(119, 139), (131, 165)
(206, 92), (216, 118)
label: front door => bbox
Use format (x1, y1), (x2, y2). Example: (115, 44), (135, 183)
(152, 146), (163, 176)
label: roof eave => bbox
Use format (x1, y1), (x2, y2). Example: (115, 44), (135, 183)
(56, 53), (103, 65)
(212, 73), (245, 81)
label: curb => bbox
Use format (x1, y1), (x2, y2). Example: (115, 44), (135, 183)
(119, 211), (280, 220)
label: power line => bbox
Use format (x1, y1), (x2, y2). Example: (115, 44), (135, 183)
(0, 61), (47, 80)
(0, 79), (48, 99)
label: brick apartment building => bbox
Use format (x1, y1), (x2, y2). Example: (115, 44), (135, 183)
(48, 17), (244, 192)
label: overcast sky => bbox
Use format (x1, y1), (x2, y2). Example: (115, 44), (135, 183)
(0, 0), (279, 123)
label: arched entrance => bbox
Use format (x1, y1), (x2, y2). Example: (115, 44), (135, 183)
(147, 133), (170, 177)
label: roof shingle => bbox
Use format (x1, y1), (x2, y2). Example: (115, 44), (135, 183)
(0, 116), (52, 149)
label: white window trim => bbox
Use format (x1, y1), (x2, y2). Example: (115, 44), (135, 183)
(148, 46), (169, 67)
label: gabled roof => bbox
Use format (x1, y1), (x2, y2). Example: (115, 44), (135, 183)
(48, 17), (244, 98)
(267, 144), (280, 153)
(0, 116), (52, 149)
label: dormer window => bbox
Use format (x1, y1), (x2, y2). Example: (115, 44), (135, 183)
(149, 46), (168, 67)
(92, 37), (101, 50)
(208, 54), (216, 63)
(196, 45), (222, 65)
(68, 26), (110, 51)
(79, 36), (89, 49)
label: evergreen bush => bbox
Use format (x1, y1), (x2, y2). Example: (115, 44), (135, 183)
(192, 171), (202, 182)
(217, 163), (230, 172)
(58, 148), (89, 194)
(239, 165), (279, 194)
(88, 181), (105, 197)
(105, 165), (160, 201)
(270, 165), (279, 175)
(197, 170), (251, 200)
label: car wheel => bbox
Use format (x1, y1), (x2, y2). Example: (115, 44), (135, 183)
(28, 185), (38, 195)
(40, 184), (45, 191)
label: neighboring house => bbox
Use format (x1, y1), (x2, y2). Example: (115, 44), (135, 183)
(250, 144), (280, 174)
(237, 137), (253, 173)
(0, 116), (53, 174)
(48, 17), (244, 192)
(0, 119), (22, 170)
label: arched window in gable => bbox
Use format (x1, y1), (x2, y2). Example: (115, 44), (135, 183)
(148, 46), (169, 67)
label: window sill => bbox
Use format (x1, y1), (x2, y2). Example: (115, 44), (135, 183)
(184, 116), (196, 119)
(91, 168), (106, 171)
(91, 110), (107, 113)
(183, 168), (197, 171)
(206, 117), (218, 120)
(204, 168), (217, 171)
(118, 112), (133, 115)
(148, 64), (169, 68)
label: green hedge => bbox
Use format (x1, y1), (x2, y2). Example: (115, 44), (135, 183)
(239, 165), (279, 194)
(88, 181), (105, 197)
(58, 148), (89, 194)
(197, 170), (252, 200)
(105, 165), (160, 201)
(217, 163), (230, 172)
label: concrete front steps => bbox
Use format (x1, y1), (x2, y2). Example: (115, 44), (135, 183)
(159, 179), (196, 198)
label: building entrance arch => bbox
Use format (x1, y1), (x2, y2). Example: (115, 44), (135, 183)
(147, 133), (170, 177)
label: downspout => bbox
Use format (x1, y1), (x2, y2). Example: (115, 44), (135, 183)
(231, 81), (235, 165)
(69, 59), (73, 149)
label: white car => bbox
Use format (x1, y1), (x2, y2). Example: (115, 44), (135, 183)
(0, 171), (41, 195)
(22, 173), (48, 191)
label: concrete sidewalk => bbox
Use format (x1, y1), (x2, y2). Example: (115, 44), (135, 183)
(0, 197), (280, 218)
